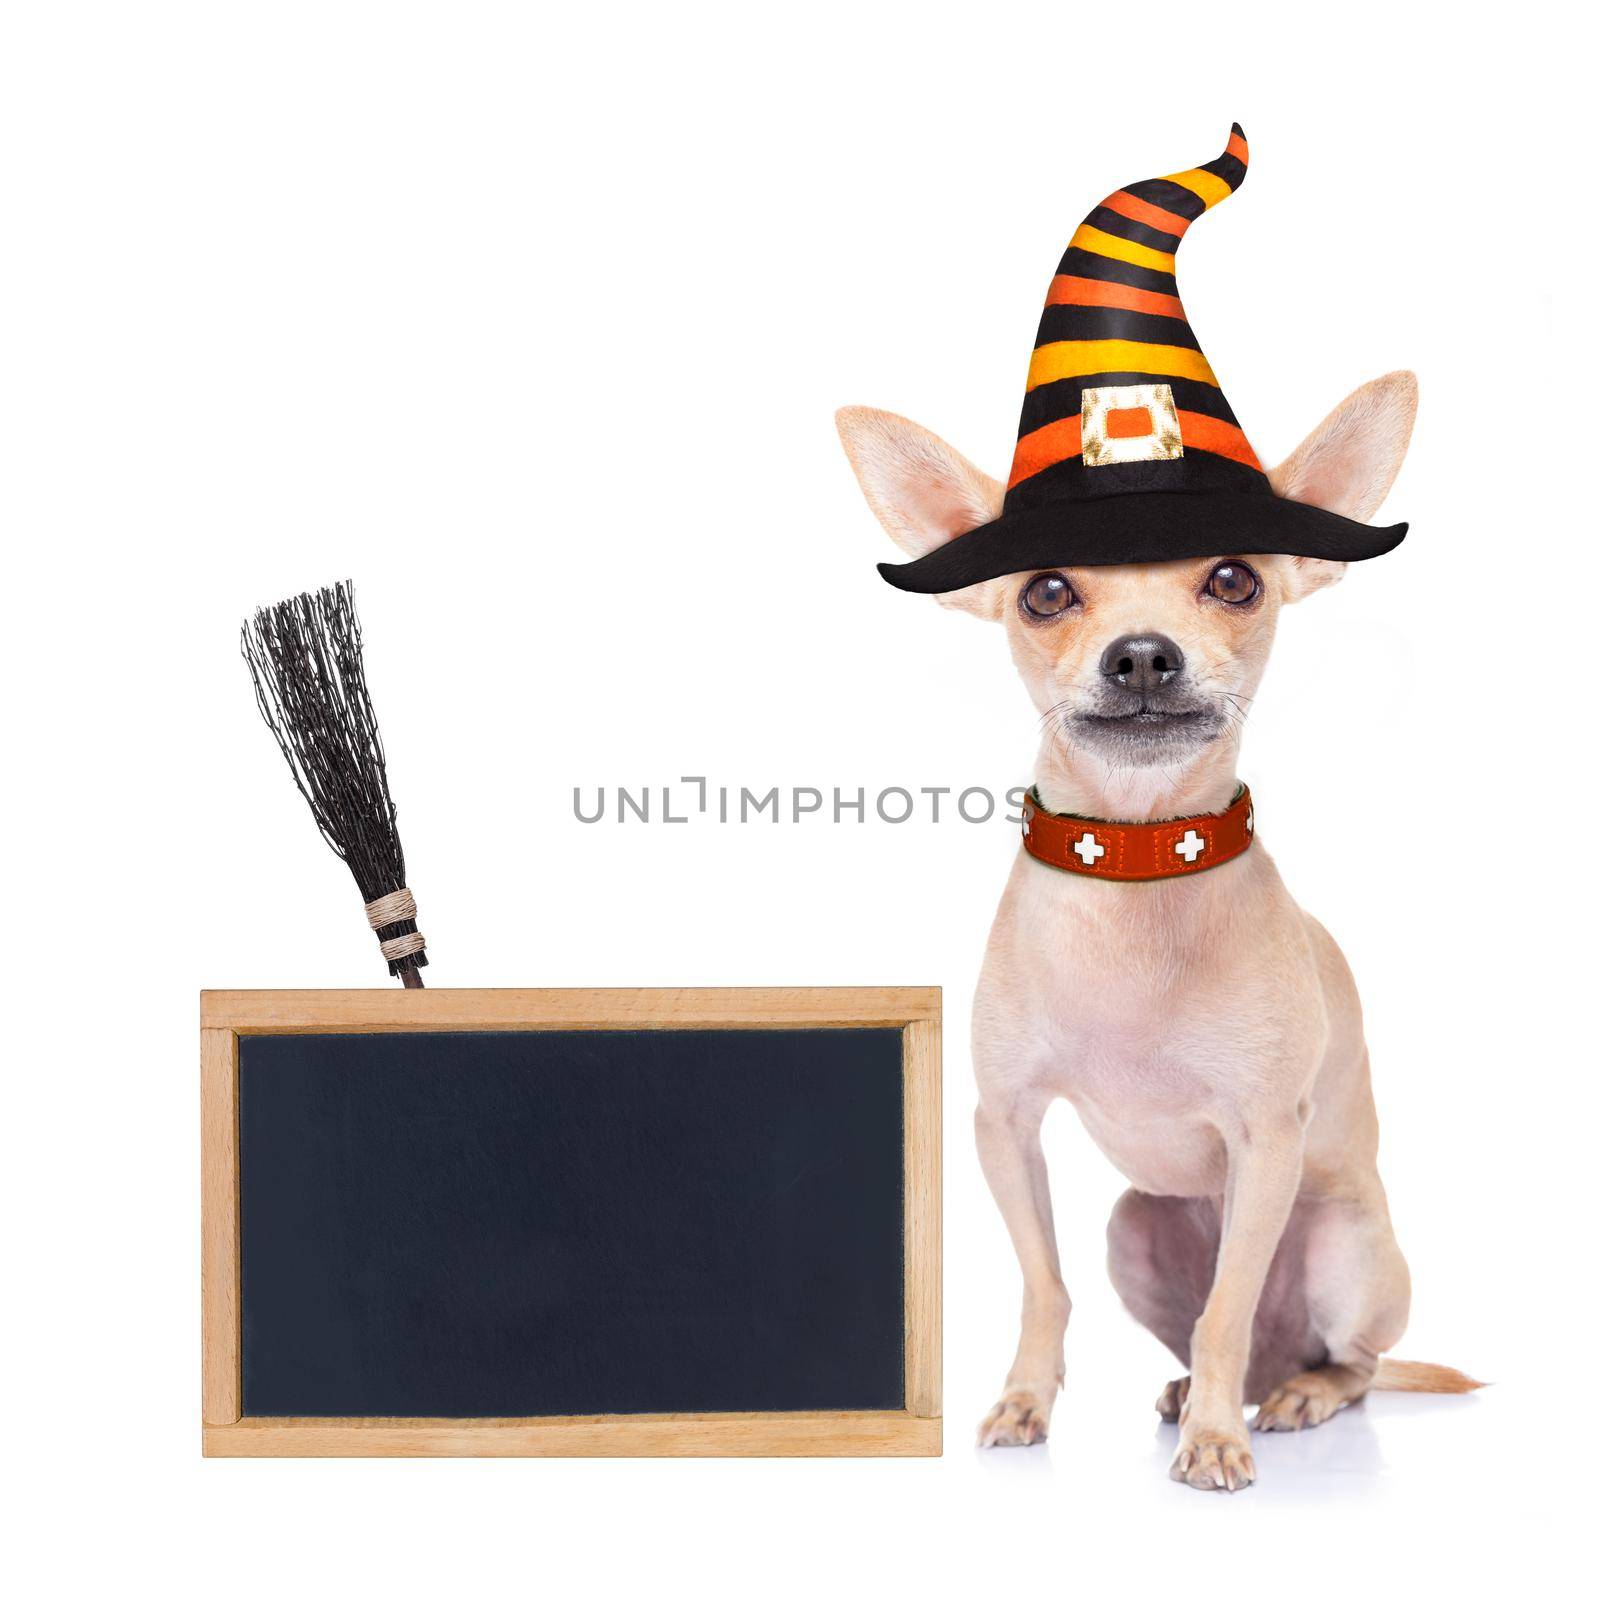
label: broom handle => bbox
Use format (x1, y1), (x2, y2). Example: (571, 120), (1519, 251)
(400, 966), (425, 990)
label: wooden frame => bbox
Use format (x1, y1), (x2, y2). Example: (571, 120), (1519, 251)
(200, 987), (941, 1458)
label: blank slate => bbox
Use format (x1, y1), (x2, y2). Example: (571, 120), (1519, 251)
(201, 989), (941, 1457)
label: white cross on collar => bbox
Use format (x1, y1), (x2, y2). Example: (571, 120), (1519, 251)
(1175, 829), (1206, 863)
(1073, 831), (1106, 866)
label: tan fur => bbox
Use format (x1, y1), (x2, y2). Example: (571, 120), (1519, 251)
(1372, 1357), (1485, 1394)
(838, 373), (1476, 1492)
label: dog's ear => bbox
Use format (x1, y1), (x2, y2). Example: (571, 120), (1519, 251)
(835, 406), (1006, 620)
(1268, 371), (1418, 602)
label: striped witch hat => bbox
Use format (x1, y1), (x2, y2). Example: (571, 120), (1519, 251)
(879, 125), (1407, 594)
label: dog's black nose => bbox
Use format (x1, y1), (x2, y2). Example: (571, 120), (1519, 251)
(1099, 633), (1185, 692)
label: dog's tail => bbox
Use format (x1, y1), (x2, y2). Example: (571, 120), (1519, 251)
(1371, 1358), (1485, 1394)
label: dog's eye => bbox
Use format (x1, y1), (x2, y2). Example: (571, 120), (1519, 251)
(1020, 572), (1077, 620)
(1205, 562), (1260, 605)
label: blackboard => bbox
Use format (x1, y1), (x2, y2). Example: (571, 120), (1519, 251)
(239, 1029), (903, 1417)
(201, 988), (941, 1456)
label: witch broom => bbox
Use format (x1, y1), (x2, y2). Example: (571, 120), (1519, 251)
(241, 581), (429, 988)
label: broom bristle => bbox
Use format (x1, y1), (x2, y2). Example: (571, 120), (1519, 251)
(241, 580), (427, 983)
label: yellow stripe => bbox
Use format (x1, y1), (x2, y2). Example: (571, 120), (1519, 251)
(1027, 340), (1218, 391)
(1162, 167), (1233, 209)
(1068, 223), (1175, 275)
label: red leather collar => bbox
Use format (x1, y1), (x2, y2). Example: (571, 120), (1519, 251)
(1021, 785), (1254, 882)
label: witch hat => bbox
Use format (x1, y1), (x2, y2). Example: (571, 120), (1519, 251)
(879, 125), (1407, 594)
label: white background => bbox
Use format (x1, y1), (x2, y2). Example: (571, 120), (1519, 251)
(4, 3), (1593, 1593)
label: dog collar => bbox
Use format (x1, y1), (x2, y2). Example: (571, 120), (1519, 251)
(1021, 784), (1254, 882)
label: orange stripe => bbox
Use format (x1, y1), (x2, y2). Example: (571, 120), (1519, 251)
(1101, 189), (1191, 239)
(1177, 410), (1261, 471)
(1045, 275), (1187, 322)
(1008, 416), (1082, 488)
(1226, 129), (1248, 163)
(1007, 410), (1260, 489)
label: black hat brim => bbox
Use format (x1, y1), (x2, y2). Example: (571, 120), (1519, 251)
(877, 490), (1406, 594)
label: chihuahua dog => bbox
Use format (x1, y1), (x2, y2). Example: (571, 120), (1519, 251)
(838, 373), (1477, 1491)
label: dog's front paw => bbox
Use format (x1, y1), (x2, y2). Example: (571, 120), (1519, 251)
(1170, 1421), (1255, 1491)
(977, 1387), (1054, 1447)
